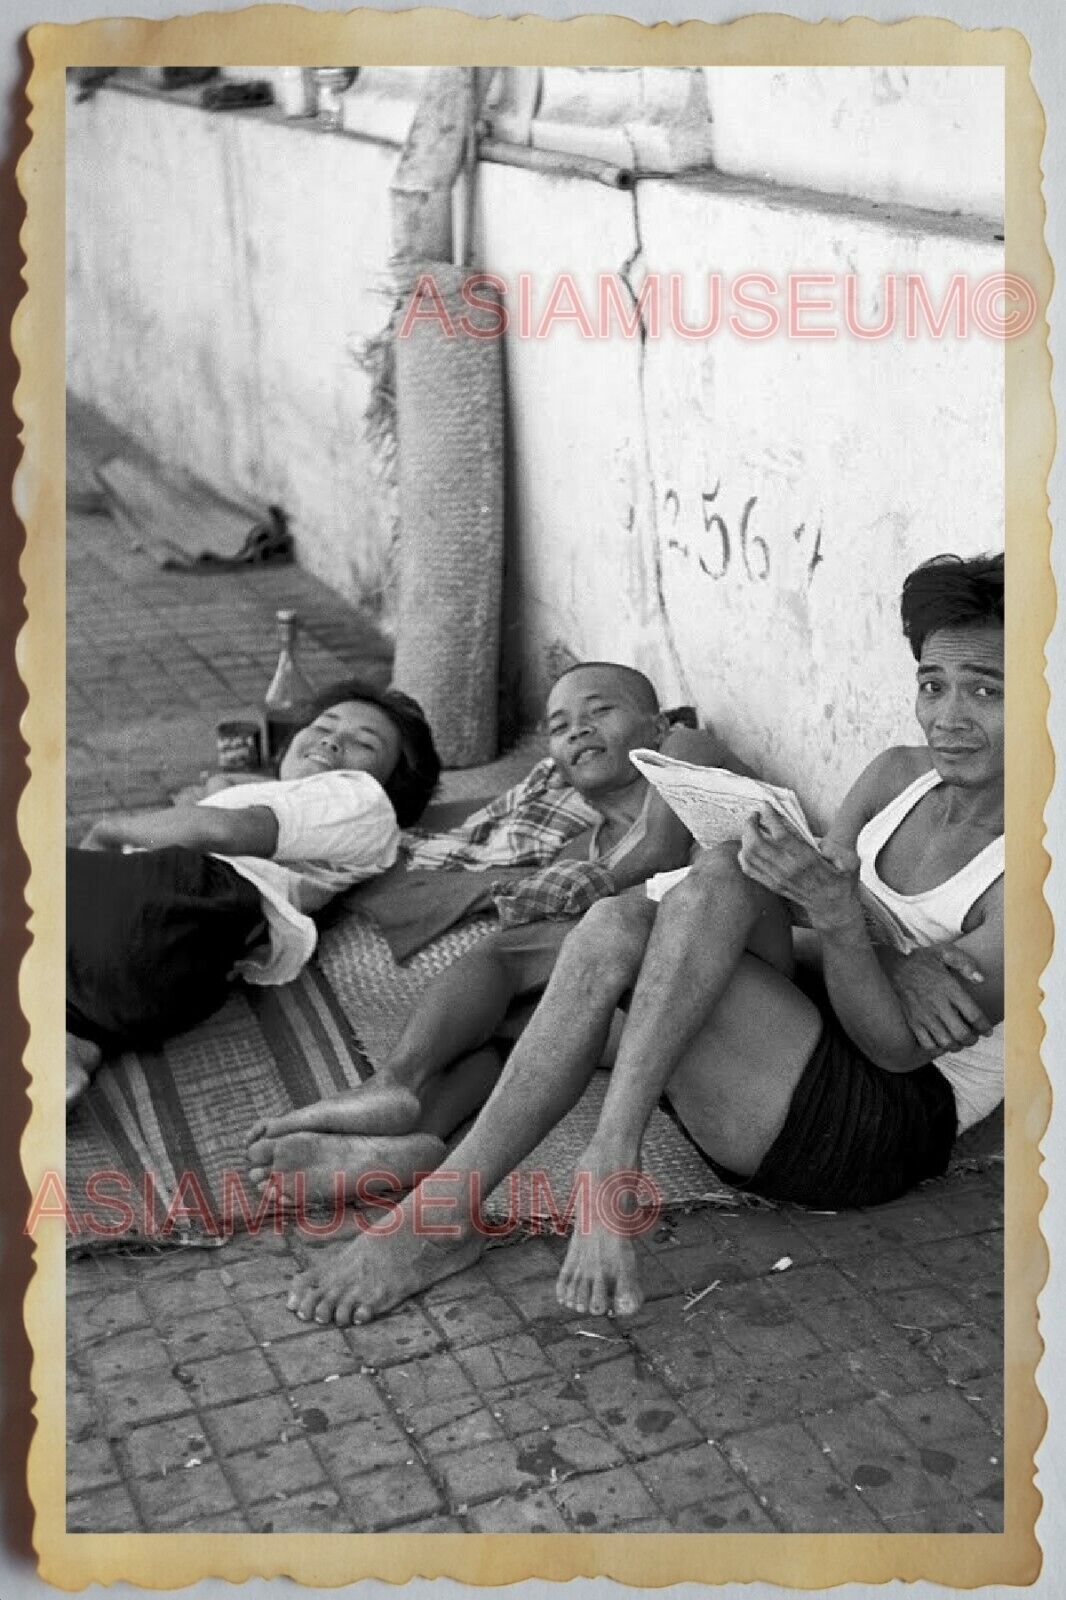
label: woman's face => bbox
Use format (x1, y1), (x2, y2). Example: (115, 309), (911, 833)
(915, 624), (1004, 789)
(279, 700), (402, 786)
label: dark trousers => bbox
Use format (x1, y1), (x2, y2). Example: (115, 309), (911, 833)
(67, 846), (263, 1053)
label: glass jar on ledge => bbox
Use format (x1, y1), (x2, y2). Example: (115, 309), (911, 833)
(312, 68), (357, 130)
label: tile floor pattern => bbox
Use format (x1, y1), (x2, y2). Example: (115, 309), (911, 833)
(65, 440), (1005, 1533)
(68, 1198), (1004, 1534)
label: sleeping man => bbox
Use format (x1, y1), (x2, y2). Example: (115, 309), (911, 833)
(280, 552), (1005, 1327)
(246, 661), (734, 1199)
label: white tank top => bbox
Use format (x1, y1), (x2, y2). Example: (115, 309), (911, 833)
(856, 769), (1004, 1132)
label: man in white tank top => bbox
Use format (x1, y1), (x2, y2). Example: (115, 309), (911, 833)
(279, 556), (1005, 1331)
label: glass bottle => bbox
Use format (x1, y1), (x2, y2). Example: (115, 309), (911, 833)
(264, 609), (315, 765)
(312, 68), (351, 130)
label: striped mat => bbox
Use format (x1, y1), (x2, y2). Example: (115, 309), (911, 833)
(65, 910), (733, 1251)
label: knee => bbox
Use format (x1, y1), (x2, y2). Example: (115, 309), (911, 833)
(667, 842), (751, 910)
(563, 896), (651, 990)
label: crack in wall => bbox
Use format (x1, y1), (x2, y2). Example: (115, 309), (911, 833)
(618, 152), (696, 707)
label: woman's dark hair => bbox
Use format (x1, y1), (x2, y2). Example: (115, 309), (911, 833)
(304, 678), (441, 827)
(900, 552), (1004, 660)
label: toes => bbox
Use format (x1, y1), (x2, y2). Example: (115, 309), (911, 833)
(287, 1272), (319, 1320)
(311, 1284), (342, 1324)
(246, 1121), (268, 1145)
(334, 1282), (374, 1326)
(246, 1139), (274, 1169)
(557, 1264), (579, 1310)
(587, 1277), (609, 1318)
(613, 1268), (643, 1317)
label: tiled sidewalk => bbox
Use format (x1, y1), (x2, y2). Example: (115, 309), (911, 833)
(67, 509), (392, 839)
(65, 423), (1004, 1534)
(68, 1184), (1003, 1535)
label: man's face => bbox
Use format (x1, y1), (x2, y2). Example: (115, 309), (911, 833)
(915, 625), (1004, 789)
(546, 667), (662, 796)
(279, 700), (402, 786)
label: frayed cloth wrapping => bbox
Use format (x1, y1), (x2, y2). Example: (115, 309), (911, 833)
(390, 266), (504, 766)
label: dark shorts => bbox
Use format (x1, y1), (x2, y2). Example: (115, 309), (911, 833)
(67, 846), (264, 1053)
(707, 1013), (959, 1209)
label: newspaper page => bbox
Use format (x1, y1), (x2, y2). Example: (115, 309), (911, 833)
(629, 748), (819, 848)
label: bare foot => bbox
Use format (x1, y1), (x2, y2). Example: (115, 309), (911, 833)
(556, 1227), (643, 1318)
(246, 1081), (422, 1148)
(287, 1202), (484, 1324)
(555, 1147), (646, 1317)
(67, 1034), (102, 1112)
(247, 1129), (445, 1203)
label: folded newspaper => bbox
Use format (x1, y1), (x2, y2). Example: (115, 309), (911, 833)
(630, 749), (919, 951)
(629, 750), (819, 848)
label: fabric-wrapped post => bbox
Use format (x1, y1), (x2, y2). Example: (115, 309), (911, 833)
(391, 264), (504, 767)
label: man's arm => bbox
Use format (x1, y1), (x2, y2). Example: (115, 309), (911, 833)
(876, 937), (996, 1057)
(739, 807), (1003, 1073)
(610, 725), (738, 889)
(81, 803), (279, 858)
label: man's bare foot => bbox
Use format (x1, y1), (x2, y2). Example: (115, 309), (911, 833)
(287, 1203), (484, 1324)
(555, 1147), (646, 1317)
(247, 1129), (445, 1203)
(66, 1034), (102, 1111)
(246, 1081), (422, 1148)
(556, 1227), (643, 1317)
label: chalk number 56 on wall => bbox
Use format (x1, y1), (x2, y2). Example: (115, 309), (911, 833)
(663, 481), (824, 588)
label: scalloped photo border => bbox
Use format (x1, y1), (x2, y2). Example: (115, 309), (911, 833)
(13, 8), (1053, 1588)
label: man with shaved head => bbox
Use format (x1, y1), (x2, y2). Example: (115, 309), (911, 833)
(247, 661), (733, 1199)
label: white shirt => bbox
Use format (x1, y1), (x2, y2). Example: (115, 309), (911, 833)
(200, 770), (400, 986)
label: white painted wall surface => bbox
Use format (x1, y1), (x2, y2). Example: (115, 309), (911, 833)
(473, 163), (1003, 821)
(701, 67), (1004, 222)
(67, 80), (1004, 818)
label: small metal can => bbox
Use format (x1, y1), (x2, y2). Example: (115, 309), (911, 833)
(216, 718), (262, 772)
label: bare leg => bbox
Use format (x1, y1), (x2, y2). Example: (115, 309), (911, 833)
(381, 926), (570, 1093)
(246, 926), (569, 1171)
(557, 847), (795, 1316)
(287, 895), (656, 1323)
(250, 1046), (509, 1205)
(419, 1045), (507, 1140)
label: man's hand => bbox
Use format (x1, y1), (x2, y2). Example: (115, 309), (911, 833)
(880, 944), (993, 1055)
(738, 806), (862, 935)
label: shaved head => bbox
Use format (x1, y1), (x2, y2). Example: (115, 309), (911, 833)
(549, 662), (660, 715)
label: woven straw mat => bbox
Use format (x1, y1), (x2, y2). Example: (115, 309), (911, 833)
(65, 909), (733, 1250)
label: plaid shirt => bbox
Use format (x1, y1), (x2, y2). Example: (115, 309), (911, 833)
(400, 757), (619, 926)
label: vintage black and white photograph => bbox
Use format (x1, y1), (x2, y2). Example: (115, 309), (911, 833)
(49, 45), (1030, 1561)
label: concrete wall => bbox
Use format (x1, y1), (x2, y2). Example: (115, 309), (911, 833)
(473, 166), (1003, 821)
(66, 75), (1004, 820)
(700, 68), (1003, 220)
(66, 84), (399, 610)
